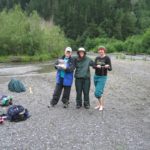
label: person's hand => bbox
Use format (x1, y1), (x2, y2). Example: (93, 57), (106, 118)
(105, 64), (109, 68)
(55, 64), (65, 70)
(96, 65), (101, 68)
(61, 65), (66, 70)
(58, 64), (66, 70)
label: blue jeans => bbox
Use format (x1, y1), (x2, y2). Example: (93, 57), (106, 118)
(94, 75), (107, 98)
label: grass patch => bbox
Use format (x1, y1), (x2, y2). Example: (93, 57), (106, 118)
(0, 54), (53, 63)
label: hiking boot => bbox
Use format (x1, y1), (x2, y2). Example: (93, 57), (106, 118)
(84, 105), (90, 109)
(50, 102), (55, 107)
(63, 103), (68, 108)
(76, 105), (81, 109)
(50, 104), (55, 107)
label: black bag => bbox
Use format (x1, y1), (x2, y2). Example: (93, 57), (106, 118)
(7, 105), (30, 122)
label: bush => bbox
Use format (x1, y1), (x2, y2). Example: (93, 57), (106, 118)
(42, 24), (68, 58)
(84, 37), (97, 50)
(106, 39), (124, 53)
(124, 35), (143, 54)
(84, 37), (124, 53)
(85, 37), (110, 51)
(0, 5), (68, 59)
(84, 28), (150, 55)
(142, 28), (150, 54)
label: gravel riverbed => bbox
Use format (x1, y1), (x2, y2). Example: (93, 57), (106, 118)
(0, 58), (150, 150)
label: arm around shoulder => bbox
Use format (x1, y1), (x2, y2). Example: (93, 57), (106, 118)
(65, 57), (75, 72)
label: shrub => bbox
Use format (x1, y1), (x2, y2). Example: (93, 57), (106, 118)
(85, 37), (124, 53)
(124, 35), (143, 54)
(0, 5), (68, 58)
(142, 28), (150, 54)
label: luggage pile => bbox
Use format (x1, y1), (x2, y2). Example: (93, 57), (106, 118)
(0, 78), (30, 125)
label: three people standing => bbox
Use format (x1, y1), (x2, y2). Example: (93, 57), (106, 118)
(50, 46), (112, 110)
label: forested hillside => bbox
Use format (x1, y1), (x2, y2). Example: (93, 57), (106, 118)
(0, 0), (150, 59)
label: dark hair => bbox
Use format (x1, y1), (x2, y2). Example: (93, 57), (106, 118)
(77, 51), (86, 56)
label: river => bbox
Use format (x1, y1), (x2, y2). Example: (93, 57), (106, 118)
(0, 53), (150, 76)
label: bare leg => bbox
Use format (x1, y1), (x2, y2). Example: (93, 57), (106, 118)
(99, 97), (104, 111)
(94, 99), (101, 109)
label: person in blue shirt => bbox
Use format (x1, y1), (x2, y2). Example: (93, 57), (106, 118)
(50, 47), (75, 108)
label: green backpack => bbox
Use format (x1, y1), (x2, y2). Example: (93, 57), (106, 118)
(0, 96), (13, 106)
(8, 78), (26, 93)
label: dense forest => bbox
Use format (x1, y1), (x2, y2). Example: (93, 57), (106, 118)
(0, 0), (150, 61)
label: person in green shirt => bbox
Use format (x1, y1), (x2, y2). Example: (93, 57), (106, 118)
(74, 47), (94, 109)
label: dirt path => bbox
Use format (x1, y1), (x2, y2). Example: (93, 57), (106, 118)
(0, 58), (150, 150)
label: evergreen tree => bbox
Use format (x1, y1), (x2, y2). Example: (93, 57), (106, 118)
(0, 0), (149, 44)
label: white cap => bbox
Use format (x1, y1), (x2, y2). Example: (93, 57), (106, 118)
(78, 47), (85, 52)
(65, 47), (72, 52)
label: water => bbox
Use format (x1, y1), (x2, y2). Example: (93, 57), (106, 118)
(0, 61), (55, 76)
(1, 53), (150, 76)
(37, 63), (55, 73)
